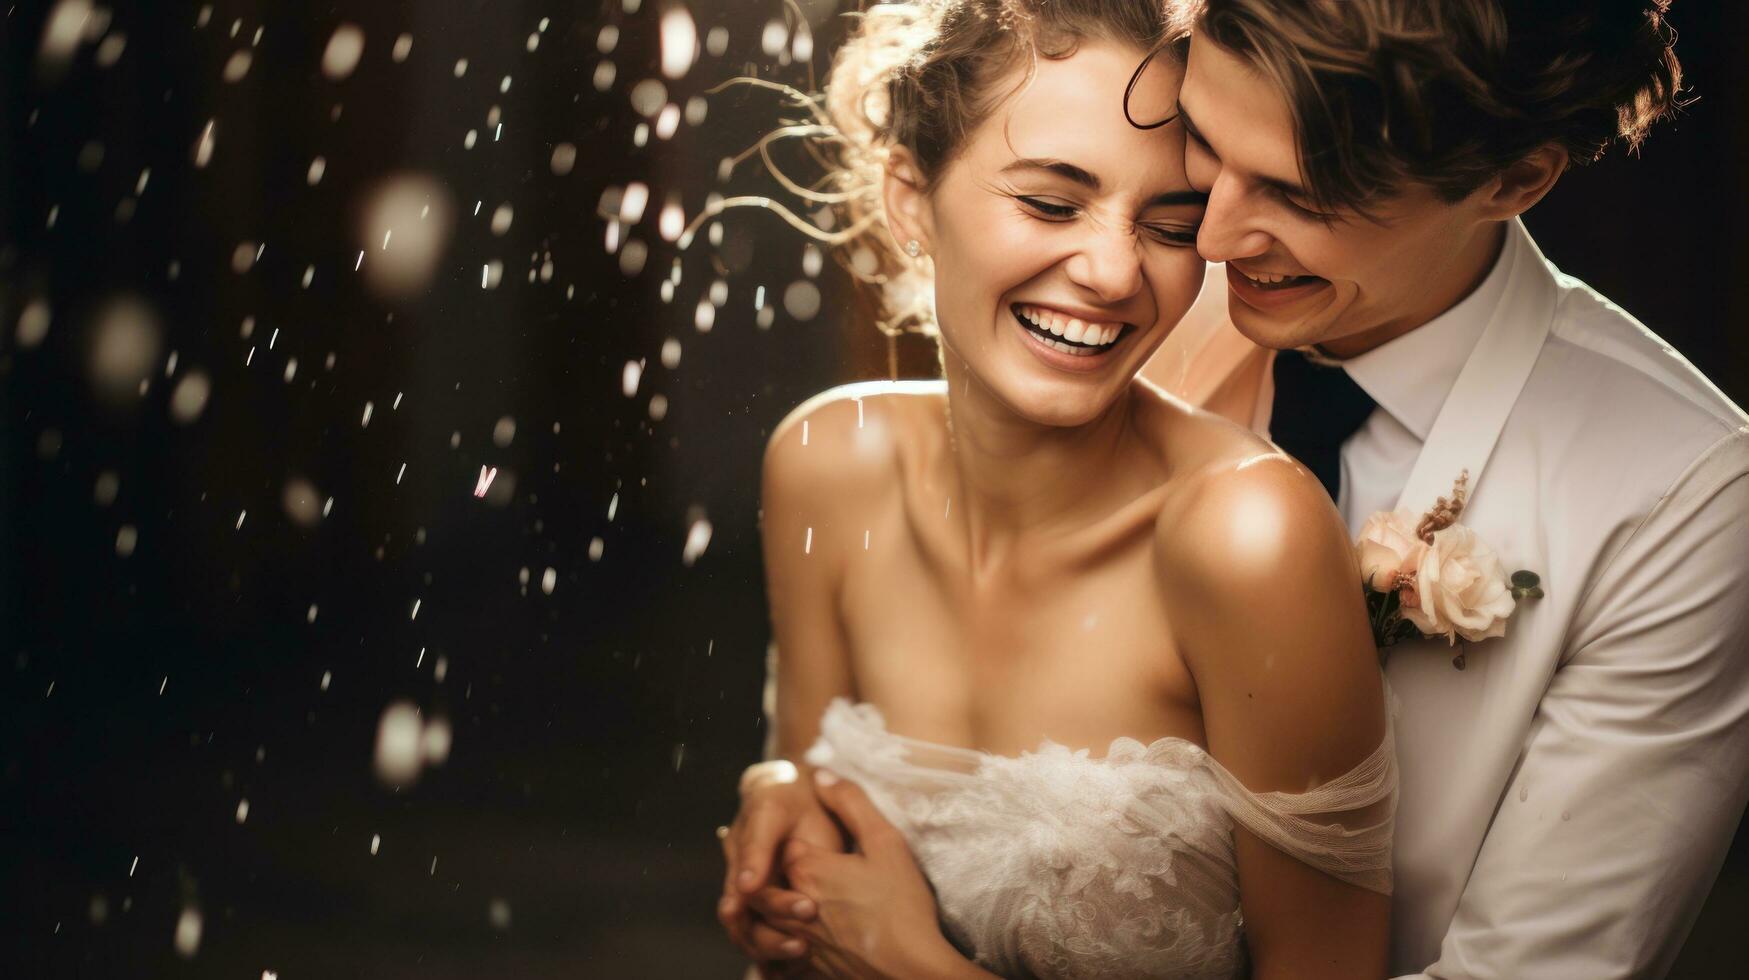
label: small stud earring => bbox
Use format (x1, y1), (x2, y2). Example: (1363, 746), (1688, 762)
(904, 239), (923, 258)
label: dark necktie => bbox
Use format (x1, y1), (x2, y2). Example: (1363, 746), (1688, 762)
(1268, 348), (1378, 502)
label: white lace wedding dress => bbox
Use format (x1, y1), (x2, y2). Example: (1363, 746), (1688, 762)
(805, 698), (1397, 979)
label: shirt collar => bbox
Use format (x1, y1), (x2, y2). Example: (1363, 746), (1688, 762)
(1333, 225), (1519, 442)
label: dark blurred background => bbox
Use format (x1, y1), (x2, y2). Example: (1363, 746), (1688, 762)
(1, 2), (1743, 977)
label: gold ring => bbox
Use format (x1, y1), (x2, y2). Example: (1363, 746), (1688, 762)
(715, 825), (730, 840)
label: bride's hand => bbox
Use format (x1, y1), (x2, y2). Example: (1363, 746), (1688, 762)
(720, 761), (846, 969)
(783, 770), (984, 980)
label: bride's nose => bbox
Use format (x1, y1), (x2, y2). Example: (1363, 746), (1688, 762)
(1062, 224), (1144, 304)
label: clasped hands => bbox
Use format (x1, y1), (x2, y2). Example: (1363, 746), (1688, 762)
(716, 761), (971, 979)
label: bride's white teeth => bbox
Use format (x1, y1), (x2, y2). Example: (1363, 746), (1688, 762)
(1013, 304), (1125, 349)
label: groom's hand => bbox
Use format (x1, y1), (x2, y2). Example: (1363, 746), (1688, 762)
(718, 761), (845, 965)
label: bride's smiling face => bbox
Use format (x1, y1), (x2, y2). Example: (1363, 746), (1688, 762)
(884, 40), (1206, 427)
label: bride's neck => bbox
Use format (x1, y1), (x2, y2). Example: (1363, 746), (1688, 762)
(937, 350), (1153, 560)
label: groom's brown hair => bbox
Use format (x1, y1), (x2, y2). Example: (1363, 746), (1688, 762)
(1186, 0), (1683, 213)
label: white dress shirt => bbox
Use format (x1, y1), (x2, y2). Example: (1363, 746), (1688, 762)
(1335, 230), (1514, 533)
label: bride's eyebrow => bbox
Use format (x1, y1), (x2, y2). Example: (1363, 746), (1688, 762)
(999, 158), (1101, 190)
(999, 158), (1207, 207)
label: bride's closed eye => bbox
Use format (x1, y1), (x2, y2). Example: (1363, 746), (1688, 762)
(1014, 195), (1199, 247)
(1014, 195), (1079, 220)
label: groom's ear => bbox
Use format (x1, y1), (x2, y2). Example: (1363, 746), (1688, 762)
(1473, 144), (1569, 220)
(881, 146), (934, 255)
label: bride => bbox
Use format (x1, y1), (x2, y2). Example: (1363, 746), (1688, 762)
(717, 2), (1395, 977)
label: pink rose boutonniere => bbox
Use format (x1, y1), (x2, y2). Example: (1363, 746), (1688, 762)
(1357, 472), (1543, 669)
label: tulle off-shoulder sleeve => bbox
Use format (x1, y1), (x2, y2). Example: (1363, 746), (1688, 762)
(1201, 715), (1399, 895)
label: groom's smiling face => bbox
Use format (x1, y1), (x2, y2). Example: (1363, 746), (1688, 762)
(1177, 37), (1505, 358)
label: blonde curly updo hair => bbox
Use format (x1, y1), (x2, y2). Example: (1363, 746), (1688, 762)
(716, 1), (1181, 344)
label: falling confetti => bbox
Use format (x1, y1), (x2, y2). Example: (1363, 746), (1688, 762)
(473, 466), (498, 498)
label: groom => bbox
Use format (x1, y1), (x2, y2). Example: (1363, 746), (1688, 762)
(1157, 0), (1749, 976)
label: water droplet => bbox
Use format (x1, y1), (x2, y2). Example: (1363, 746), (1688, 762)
(618, 239), (648, 277)
(115, 525), (138, 558)
(783, 281), (822, 321)
(235, 799), (250, 824)
(321, 24), (365, 80)
(392, 33), (412, 62)
(629, 78), (667, 117)
(761, 19), (788, 57)
(222, 49), (252, 82)
(359, 173), (455, 298)
(541, 567), (557, 595)
(373, 701), (424, 785)
(282, 477), (322, 527)
(492, 416), (516, 447)
(680, 512), (713, 567)
(622, 361), (642, 398)
(659, 5), (697, 79)
(192, 119), (218, 167)
(620, 182), (650, 224)
(169, 371), (211, 424)
(655, 103), (681, 140)
(38, 1), (94, 83)
(550, 143), (577, 176)
(421, 717), (452, 765)
(17, 298), (51, 348)
(658, 196), (684, 241)
(173, 907), (202, 958)
(488, 897), (512, 931)
(89, 295), (162, 403)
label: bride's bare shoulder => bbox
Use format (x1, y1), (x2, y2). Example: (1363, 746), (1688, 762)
(1141, 384), (1351, 603)
(763, 380), (947, 508)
